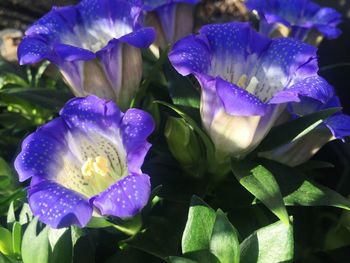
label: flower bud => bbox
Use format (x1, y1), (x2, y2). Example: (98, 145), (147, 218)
(144, 1), (199, 48)
(164, 116), (202, 176)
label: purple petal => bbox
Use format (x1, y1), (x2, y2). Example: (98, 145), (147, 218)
(60, 95), (123, 132)
(253, 37), (318, 102)
(313, 7), (342, 39)
(14, 118), (67, 182)
(246, 0), (341, 40)
(120, 109), (154, 173)
(315, 25), (342, 40)
(53, 43), (95, 62)
(270, 76), (334, 104)
(78, 0), (141, 28)
(169, 34), (211, 76)
(119, 28), (156, 48)
(18, 37), (52, 65)
(126, 142), (152, 174)
(143, 0), (199, 11)
(25, 6), (78, 42)
(198, 22), (271, 84)
(325, 114), (350, 139)
(199, 22), (270, 61)
(28, 180), (92, 228)
(121, 109), (155, 152)
(216, 77), (267, 116)
(93, 174), (151, 218)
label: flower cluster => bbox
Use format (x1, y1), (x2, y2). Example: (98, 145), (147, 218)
(14, 0), (349, 232)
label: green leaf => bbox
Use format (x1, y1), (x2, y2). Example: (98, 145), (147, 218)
(21, 217), (49, 263)
(185, 250), (220, 263)
(209, 210), (240, 263)
(232, 160), (289, 225)
(163, 59), (200, 108)
(6, 201), (16, 226)
(71, 229), (95, 263)
(264, 160), (350, 210)
(86, 217), (114, 228)
(12, 222), (21, 256)
(182, 196), (216, 254)
(48, 228), (72, 263)
(0, 88), (72, 110)
(324, 209), (350, 250)
(168, 256), (198, 263)
(240, 220), (294, 263)
(0, 227), (14, 256)
(0, 253), (18, 263)
(0, 158), (12, 178)
(70, 226), (86, 248)
(88, 215), (142, 236)
(257, 107), (341, 152)
(33, 61), (51, 88)
(0, 73), (28, 89)
(18, 204), (33, 225)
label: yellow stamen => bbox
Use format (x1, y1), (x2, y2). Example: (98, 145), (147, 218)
(237, 74), (247, 88)
(81, 156), (110, 178)
(246, 76), (259, 94)
(93, 156), (109, 177)
(81, 158), (94, 178)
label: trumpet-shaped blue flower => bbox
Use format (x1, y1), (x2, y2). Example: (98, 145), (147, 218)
(261, 95), (350, 166)
(246, 0), (342, 41)
(142, 0), (199, 47)
(169, 22), (334, 158)
(18, 0), (156, 110)
(15, 96), (155, 228)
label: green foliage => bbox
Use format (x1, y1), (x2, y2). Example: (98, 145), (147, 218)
(232, 160), (290, 225)
(0, 31), (350, 263)
(176, 197), (240, 263)
(240, 220), (294, 263)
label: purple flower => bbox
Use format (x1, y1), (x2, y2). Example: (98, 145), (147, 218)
(142, 0), (199, 47)
(260, 95), (350, 166)
(169, 22), (334, 158)
(18, 0), (156, 110)
(246, 0), (342, 42)
(15, 96), (155, 228)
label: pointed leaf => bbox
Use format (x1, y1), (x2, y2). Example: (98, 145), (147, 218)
(240, 220), (294, 263)
(19, 204), (33, 225)
(163, 59), (200, 109)
(264, 160), (350, 210)
(168, 256), (198, 263)
(209, 210), (240, 263)
(232, 160), (289, 225)
(182, 196), (216, 254)
(48, 227), (72, 263)
(185, 250), (220, 263)
(21, 217), (49, 263)
(12, 222), (21, 256)
(0, 227), (13, 256)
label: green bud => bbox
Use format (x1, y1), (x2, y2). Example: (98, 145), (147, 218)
(164, 117), (202, 176)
